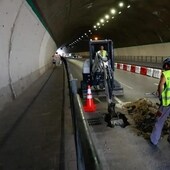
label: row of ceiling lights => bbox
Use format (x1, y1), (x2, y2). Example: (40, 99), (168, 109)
(68, 1), (131, 48)
(93, 2), (131, 31)
(68, 29), (93, 47)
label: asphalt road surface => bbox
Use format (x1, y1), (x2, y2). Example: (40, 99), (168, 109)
(68, 59), (170, 170)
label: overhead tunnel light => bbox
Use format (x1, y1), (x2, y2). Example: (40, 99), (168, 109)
(105, 14), (110, 19)
(100, 18), (105, 23)
(67, 1), (132, 50)
(119, 2), (124, 8)
(110, 8), (116, 15)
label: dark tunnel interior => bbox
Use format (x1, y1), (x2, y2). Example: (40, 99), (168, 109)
(30, 0), (170, 52)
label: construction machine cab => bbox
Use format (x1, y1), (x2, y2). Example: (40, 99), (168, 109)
(89, 40), (114, 70)
(81, 39), (123, 98)
(81, 39), (124, 127)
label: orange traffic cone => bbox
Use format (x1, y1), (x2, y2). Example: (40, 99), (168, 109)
(83, 85), (96, 112)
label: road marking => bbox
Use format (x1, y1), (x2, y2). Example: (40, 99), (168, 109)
(94, 98), (102, 103)
(119, 81), (133, 89)
(114, 96), (123, 104)
(154, 83), (158, 86)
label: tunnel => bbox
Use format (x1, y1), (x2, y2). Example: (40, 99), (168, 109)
(1, 0), (170, 169)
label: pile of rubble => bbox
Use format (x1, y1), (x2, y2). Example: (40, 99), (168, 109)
(123, 98), (170, 138)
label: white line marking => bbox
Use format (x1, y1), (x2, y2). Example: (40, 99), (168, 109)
(114, 96), (123, 104)
(119, 81), (133, 89)
(94, 98), (102, 103)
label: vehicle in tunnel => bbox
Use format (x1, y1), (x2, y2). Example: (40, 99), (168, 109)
(80, 39), (124, 98)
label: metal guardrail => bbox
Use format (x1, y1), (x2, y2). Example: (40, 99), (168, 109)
(61, 57), (103, 170)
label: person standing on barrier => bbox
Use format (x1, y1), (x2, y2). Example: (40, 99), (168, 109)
(150, 57), (170, 146)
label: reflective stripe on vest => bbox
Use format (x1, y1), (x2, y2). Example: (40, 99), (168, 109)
(161, 70), (170, 106)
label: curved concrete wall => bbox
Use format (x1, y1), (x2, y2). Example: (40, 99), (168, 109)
(76, 43), (170, 58)
(0, 1), (56, 110)
(114, 43), (170, 56)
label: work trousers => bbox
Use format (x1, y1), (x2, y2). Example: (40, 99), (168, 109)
(150, 105), (170, 145)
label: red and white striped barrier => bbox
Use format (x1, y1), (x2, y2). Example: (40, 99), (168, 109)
(127, 65), (131, 71)
(115, 62), (162, 79)
(123, 64), (127, 71)
(140, 67), (147, 75)
(131, 65), (136, 73)
(146, 68), (153, 77)
(135, 66), (141, 74)
(114, 63), (117, 69)
(153, 69), (162, 79)
(120, 63), (123, 70)
(117, 63), (120, 69)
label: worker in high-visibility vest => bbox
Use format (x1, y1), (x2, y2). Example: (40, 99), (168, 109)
(92, 45), (108, 73)
(150, 57), (170, 146)
(97, 45), (108, 61)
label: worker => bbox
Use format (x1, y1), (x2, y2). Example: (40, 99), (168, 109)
(96, 45), (108, 61)
(92, 46), (109, 72)
(150, 57), (170, 146)
(52, 52), (61, 66)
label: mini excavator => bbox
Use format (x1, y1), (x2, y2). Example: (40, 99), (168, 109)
(81, 40), (124, 127)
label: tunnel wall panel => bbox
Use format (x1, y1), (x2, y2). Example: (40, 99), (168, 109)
(0, 1), (56, 110)
(77, 43), (170, 58)
(114, 43), (170, 56)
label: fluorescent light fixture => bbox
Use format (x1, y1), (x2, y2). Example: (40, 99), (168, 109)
(110, 8), (116, 14)
(105, 14), (110, 19)
(119, 2), (124, 7)
(100, 18), (105, 23)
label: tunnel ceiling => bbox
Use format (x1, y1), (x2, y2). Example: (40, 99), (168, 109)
(31, 0), (170, 52)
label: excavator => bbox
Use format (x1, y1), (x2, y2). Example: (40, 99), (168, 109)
(80, 39), (124, 127)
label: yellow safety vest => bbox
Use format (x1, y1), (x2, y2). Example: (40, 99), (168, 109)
(98, 50), (107, 58)
(161, 70), (170, 106)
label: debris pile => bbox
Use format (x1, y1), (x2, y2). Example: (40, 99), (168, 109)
(123, 98), (170, 138)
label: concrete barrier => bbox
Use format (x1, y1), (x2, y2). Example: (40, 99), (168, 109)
(115, 63), (117, 68)
(127, 65), (131, 71)
(146, 68), (153, 77)
(120, 63), (123, 70)
(140, 67), (147, 75)
(123, 64), (127, 71)
(153, 69), (162, 79)
(131, 65), (136, 73)
(135, 66), (141, 74)
(115, 62), (162, 79)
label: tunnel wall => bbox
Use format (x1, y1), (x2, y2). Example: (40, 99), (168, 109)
(76, 43), (170, 57)
(0, 1), (56, 110)
(114, 43), (170, 56)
